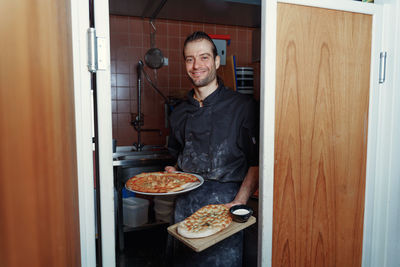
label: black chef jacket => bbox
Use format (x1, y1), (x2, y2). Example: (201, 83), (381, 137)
(168, 84), (259, 182)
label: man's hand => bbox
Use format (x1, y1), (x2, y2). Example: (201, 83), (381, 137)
(224, 201), (245, 209)
(225, 166), (259, 209)
(165, 166), (177, 172)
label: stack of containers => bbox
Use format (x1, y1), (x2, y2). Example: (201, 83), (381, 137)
(236, 67), (254, 95)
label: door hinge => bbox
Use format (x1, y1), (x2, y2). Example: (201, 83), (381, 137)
(87, 27), (107, 73)
(379, 51), (387, 84)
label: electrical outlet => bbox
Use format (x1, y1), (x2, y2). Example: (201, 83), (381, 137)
(163, 57), (169, 66)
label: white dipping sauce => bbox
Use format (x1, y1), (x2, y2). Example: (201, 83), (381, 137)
(232, 208), (249, 215)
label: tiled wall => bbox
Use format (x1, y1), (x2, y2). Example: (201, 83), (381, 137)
(110, 15), (259, 146)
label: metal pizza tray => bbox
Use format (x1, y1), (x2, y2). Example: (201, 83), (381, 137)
(125, 171), (204, 196)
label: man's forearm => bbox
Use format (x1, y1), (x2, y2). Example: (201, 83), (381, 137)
(227, 166), (259, 207)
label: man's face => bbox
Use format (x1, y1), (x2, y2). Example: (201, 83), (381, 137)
(184, 39), (220, 88)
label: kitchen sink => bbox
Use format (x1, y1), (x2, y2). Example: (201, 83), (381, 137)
(113, 148), (174, 168)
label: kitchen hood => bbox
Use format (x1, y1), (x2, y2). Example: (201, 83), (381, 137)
(109, 0), (261, 28)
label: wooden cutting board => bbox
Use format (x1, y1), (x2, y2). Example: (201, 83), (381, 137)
(167, 216), (256, 252)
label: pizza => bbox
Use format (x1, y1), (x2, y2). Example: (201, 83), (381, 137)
(125, 171), (200, 193)
(177, 204), (232, 239)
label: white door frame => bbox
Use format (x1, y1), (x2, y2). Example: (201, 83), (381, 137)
(258, 1), (399, 266)
(70, 0), (115, 266)
(70, 0), (97, 266)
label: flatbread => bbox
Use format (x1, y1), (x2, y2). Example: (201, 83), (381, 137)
(177, 204), (232, 239)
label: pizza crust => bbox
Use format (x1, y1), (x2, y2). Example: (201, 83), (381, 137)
(176, 204), (232, 239)
(177, 224), (219, 239)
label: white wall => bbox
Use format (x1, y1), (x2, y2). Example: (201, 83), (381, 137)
(384, 0), (400, 265)
(367, 1), (400, 266)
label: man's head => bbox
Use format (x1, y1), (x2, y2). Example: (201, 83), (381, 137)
(183, 31), (220, 89)
(183, 31), (218, 59)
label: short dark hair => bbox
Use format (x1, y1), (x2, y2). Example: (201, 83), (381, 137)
(183, 31), (218, 59)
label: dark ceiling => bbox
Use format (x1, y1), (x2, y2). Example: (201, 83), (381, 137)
(109, 0), (261, 28)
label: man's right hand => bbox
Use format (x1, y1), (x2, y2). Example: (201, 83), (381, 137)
(165, 166), (177, 172)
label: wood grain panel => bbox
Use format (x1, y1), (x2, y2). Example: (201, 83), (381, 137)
(273, 4), (372, 267)
(0, 0), (81, 266)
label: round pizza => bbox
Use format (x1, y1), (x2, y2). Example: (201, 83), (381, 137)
(125, 171), (200, 193)
(177, 204), (232, 239)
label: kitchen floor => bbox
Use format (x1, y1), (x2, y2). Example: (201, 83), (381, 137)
(117, 223), (171, 267)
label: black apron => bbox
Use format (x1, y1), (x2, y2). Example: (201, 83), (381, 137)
(172, 180), (243, 267)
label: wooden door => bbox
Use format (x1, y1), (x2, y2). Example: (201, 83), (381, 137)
(272, 3), (372, 267)
(0, 0), (81, 266)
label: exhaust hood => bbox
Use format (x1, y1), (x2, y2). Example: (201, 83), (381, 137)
(109, 0), (261, 28)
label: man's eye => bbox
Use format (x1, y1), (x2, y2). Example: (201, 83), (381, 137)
(186, 58), (193, 63)
(201, 56), (209, 60)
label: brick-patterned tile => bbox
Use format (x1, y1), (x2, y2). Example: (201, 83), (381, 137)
(112, 100), (117, 113)
(117, 100), (131, 113)
(116, 61), (129, 74)
(117, 113), (132, 128)
(117, 87), (130, 100)
(111, 86), (117, 100)
(167, 22), (180, 36)
(116, 74), (129, 87)
(129, 17), (144, 33)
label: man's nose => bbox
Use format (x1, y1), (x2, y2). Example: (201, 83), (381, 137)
(193, 58), (201, 69)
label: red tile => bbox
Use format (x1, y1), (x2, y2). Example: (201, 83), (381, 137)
(112, 126), (118, 139)
(118, 126), (136, 145)
(238, 29), (249, 42)
(117, 100), (131, 113)
(204, 24), (216, 35)
(156, 21), (168, 36)
(167, 22), (180, 36)
(130, 33), (143, 48)
(116, 61), (129, 74)
(117, 87), (130, 100)
(167, 49), (182, 62)
(116, 74), (129, 87)
(169, 75), (181, 88)
(116, 47), (130, 61)
(156, 36), (168, 50)
(110, 15), (128, 33)
(111, 74), (117, 86)
(180, 76), (192, 89)
(181, 24), (193, 37)
(112, 100), (117, 113)
(192, 24), (204, 33)
(111, 60), (116, 74)
(126, 48), (142, 63)
(168, 37), (180, 51)
(157, 72), (169, 88)
(118, 113), (132, 127)
(168, 60), (182, 76)
(110, 33), (129, 49)
(225, 26), (238, 41)
(112, 114), (118, 128)
(130, 101), (138, 113)
(129, 17), (144, 33)
(111, 86), (117, 100)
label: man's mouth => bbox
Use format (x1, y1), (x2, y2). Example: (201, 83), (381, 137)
(191, 70), (206, 78)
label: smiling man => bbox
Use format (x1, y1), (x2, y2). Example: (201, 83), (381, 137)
(165, 31), (259, 267)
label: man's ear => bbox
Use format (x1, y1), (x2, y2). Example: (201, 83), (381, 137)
(215, 55), (221, 69)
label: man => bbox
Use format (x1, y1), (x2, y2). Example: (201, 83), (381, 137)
(165, 31), (259, 267)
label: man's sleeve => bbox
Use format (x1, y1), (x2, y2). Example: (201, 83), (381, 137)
(167, 120), (182, 164)
(240, 98), (259, 166)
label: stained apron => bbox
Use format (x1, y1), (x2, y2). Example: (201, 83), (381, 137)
(172, 180), (243, 267)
